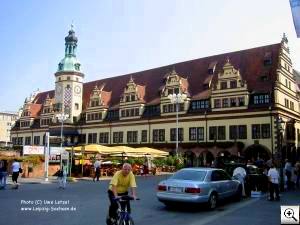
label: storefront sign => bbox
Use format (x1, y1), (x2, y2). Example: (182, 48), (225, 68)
(23, 146), (44, 155)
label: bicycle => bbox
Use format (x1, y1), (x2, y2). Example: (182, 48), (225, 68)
(106, 195), (139, 225)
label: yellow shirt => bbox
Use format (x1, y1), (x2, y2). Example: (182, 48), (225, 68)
(109, 171), (137, 194)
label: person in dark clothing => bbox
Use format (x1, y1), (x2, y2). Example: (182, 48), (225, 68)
(0, 160), (8, 189)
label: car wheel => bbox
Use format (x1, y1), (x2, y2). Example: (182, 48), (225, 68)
(208, 193), (217, 210)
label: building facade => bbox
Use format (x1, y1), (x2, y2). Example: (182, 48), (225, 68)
(0, 112), (18, 146)
(11, 28), (300, 165)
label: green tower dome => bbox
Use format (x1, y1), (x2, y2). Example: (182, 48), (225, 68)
(57, 25), (82, 73)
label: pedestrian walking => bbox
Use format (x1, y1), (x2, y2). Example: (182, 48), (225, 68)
(284, 159), (293, 190)
(0, 160), (8, 189)
(267, 163), (280, 201)
(58, 163), (67, 189)
(11, 159), (21, 189)
(233, 166), (247, 197)
(93, 159), (101, 182)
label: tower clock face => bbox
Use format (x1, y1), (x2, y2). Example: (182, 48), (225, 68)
(74, 85), (81, 94)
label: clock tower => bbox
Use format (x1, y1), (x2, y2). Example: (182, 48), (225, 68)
(54, 25), (84, 123)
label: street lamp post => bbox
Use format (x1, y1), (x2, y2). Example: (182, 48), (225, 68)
(168, 93), (187, 157)
(276, 116), (285, 192)
(56, 110), (69, 170)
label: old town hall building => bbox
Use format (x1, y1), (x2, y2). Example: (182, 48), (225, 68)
(11, 27), (300, 165)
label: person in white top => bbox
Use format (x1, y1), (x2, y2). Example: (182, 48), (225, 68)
(233, 167), (247, 196)
(93, 159), (101, 182)
(267, 163), (280, 201)
(11, 159), (21, 188)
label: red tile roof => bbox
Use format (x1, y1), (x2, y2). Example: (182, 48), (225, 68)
(33, 43), (281, 112)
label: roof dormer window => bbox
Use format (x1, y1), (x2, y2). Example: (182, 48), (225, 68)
(221, 82), (227, 89)
(264, 52), (272, 66)
(230, 80), (237, 88)
(208, 61), (217, 74)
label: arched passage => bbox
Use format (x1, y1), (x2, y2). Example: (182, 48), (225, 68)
(243, 144), (271, 161)
(199, 151), (215, 167)
(183, 151), (197, 167)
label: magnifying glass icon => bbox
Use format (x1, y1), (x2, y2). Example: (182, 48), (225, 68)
(284, 208), (298, 222)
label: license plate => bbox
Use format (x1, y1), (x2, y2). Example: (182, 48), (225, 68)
(169, 187), (183, 192)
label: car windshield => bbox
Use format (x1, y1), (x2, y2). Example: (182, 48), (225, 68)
(171, 170), (206, 181)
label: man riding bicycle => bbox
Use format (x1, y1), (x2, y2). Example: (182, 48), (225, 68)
(107, 163), (137, 225)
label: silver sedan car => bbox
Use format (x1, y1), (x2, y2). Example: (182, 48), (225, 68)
(156, 168), (242, 209)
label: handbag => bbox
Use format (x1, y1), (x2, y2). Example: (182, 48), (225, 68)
(19, 168), (23, 173)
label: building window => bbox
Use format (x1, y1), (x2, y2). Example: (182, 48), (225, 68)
(230, 125), (247, 139)
(230, 98), (237, 107)
(25, 136), (31, 145)
(99, 132), (109, 144)
(86, 112), (102, 121)
(153, 130), (159, 142)
(126, 95), (130, 102)
(21, 121), (30, 127)
(214, 99), (221, 108)
(238, 97), (245, 106)
(209, 126), (217, 140)
(229, 126), (237, 140)
(88, 133), (97, 144)
(222, 98), (229, 108)
(290, 101), (294, 110)
(153, 129), (165, 142)
(252, 124), (261, 139)
(189, 128), (197, 141)
(92, 99), (99, 107)
(285, 99), (289, 108)
(221, 82), (227, 89)
(218, 126), (226, 140)
(12, 137), (17, 145)
(127, 131), (138, 143)
(230, 80), (237, 88)
(170, 128), (184, 142)
(261, 124), (270, 138)
(33, 136), (40, 145)
(209, 126), (225, 140)
(189, 127), (204, 141)
(254, 94), (270, 105)
(238, 125), (247, 139)
(17, 137), (23, 145)
(113, 132), (123, 143)
(190, 100), (209, 110)
(141, 130), (147, 142)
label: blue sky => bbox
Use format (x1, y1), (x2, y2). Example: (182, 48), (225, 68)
(0, 0), (299, 112)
